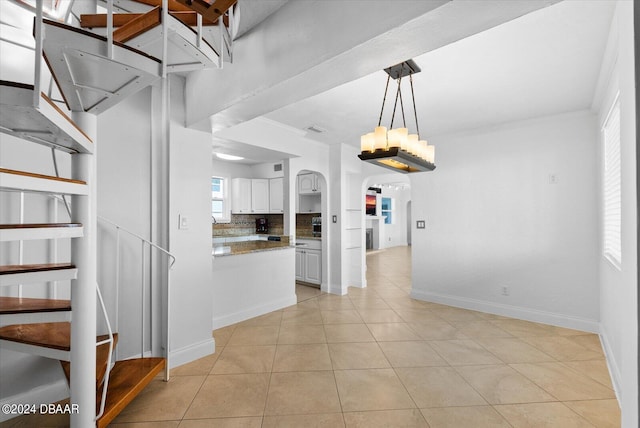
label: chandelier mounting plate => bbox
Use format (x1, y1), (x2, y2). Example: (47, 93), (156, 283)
(384, 59), (421, 80)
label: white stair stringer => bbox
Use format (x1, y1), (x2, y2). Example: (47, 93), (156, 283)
(42, 19), (161, 114)
(0, 224), (84, 241)
(0, 267), (78, 287)
(0, 82), (94, 154)
(0, 169), (88, 195)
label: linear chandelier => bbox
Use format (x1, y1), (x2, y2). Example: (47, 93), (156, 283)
(358, 59), (436, 173)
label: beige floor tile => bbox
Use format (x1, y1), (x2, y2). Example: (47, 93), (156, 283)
(378, 341), (446, 367)
(262, 413), (345, 428)
(226, 326), (280, 346)
(213, 325), (237, 347)
(510, 362), (616, 401)
(373, 288), (411, 299)
(184, 373), (269, 419)
(455, 364), (555, 404)
(328, 342), (390, 369)
(428, 340), (502, 366)
(366, 323), (422, 341)
(172, 352), (221, 376)
(451, 321), (514, 338)
(265, 371), (341, 415)
(334, 368), (415, 412)
(238, 311), (283, 326)
(112, 375), (206, 423)
(565, 334), (605, 353)
(407, 321), (468, 340)
(430, 307), (482, 322)
(178, 417), (262, 427)
(474, 337), (556, 363)
(321, 309), (363, 324)
(495, 402), (595, 427)
(357, 309), (404, 323)
(562, 360), (614, 389)
(287, 298), (320, 311)
(551, 326), (594, 337)
(490, 319), (557, 337)
(421, 406), (512, 428)
(324, 323), (375, 343)
(317, 297), (356, 311)
(564, 399), (621, 428)
(395, 366), (486, 408)
(350, 298), (391, 310)
(272, 344), (332, 372)
(211, 345), (276, 374)
(277, 324), (326, 344)
(281, 309), (323, 324)
(112, 422), (180, 428)
(383, 297), (432, 310)
(394, 309), (445, 324)
(343, 409), (428, 427)
(520, 336), (603, 361)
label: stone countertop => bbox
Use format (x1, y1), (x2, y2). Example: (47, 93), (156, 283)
(213, 240), (293, 257)
(296, 235), (322, 241)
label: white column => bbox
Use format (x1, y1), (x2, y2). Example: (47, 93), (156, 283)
(70, 112), (97, 428)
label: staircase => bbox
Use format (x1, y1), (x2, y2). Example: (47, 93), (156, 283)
(0, 0), (195, 426)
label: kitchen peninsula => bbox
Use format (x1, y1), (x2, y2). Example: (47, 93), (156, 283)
(212, 216), (295, 329)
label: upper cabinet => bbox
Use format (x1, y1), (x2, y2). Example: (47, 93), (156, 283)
(269, 177), (284, 213)
(251, 179), (270, 213)
(298, 173), (320, 194)
(231, 178), (251, 214)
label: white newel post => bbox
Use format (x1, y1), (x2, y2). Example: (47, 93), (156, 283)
(70, 112), (97, 428)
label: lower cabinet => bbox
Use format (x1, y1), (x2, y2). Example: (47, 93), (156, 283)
(295, 247), (322, 285)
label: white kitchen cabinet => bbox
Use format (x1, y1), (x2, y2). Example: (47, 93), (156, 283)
(295, 239), (322, 286)
(298, 194), (321, 213)
(231, 178), (251, 214)
(298, 173), (320, 194)
(269, 177), (284, 213)
(251, 178), (270, 213)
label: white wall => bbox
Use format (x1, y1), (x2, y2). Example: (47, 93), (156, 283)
(411, 111), (601, 332)
(169, 77), (215, 366)
(597, 1), (638, 424)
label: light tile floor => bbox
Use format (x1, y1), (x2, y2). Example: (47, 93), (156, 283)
(2, 246), (620, 427)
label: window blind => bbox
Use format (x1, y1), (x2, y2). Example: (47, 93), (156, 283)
(603, 95), (621, 268)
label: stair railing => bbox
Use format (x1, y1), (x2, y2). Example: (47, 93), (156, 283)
(97, 216), (175, 381)
(95, 284), (114, 420)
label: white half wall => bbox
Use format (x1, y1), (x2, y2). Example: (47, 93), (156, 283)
(410, 110), (600, 331)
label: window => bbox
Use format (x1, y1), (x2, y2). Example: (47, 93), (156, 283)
(381, 197), (393, 224)
(602, 94), (621, 268)
(212, 177), (230, 223)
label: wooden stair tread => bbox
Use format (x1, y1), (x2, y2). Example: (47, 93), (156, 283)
(0, 322), (72, 350)
(0, 223), (82, 229)
(113, 6), (162, 43)
(0, 297), (71, 314)
(175, 0), (236, 22)
(96, 357), (165, 428)
(81, 11), (218, 28)
(60, 333), (119, 386)
(0, 263), (75, 275)
(0, 168), (86, 185)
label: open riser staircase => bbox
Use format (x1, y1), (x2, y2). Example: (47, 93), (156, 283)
(0, 0), (211, 426)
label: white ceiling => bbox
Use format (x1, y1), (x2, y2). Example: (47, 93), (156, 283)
(264, 0), (615, 148)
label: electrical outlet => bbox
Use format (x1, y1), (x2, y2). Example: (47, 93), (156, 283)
(416, 220), (426, 229)
(501, 286), (510, 296)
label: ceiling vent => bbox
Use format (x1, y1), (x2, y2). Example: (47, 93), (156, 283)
(274, 163), (283, 172)
(306, 124), (326, 134)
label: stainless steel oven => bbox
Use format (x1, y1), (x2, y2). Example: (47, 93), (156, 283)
(312, 216), (321, 237)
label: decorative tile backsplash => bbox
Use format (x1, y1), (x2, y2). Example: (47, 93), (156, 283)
(296, 213), (320, 237)
(213, 214), (284, 236)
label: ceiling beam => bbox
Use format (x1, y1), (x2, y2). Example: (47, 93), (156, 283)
(184, 0), (560, 132)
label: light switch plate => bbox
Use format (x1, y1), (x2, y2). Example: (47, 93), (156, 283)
(416, 220), (426, 229)
(332, 215), (337, 223)
(179, 215), (189, 230)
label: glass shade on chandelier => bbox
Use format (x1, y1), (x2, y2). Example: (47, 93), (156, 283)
(358, 60), (436, 173)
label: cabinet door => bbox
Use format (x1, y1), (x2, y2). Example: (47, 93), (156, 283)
(298, 173), (316, 194)
(251, 179), (270, 213)
(304, 249), (322, 285)
(295, 249), (304, 281)
(269, 177), (284, 213)
(231, 178), (251, 214)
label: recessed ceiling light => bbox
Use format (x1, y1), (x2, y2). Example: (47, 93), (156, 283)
(215, 153), (244, 161)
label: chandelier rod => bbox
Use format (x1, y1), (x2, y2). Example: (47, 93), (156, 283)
(409, 73), (420, 138)
(377, 74), (392, 127)
(390, 76), (402, 129)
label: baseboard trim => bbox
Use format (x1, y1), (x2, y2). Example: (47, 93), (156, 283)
(328, 283), (347, 295)
(212, 295), (297, 330)
(0, 379), (69, 423)
(599, 328), (622, 403)
(411, 289), (600, 333)
(169, 338), (215, 369)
